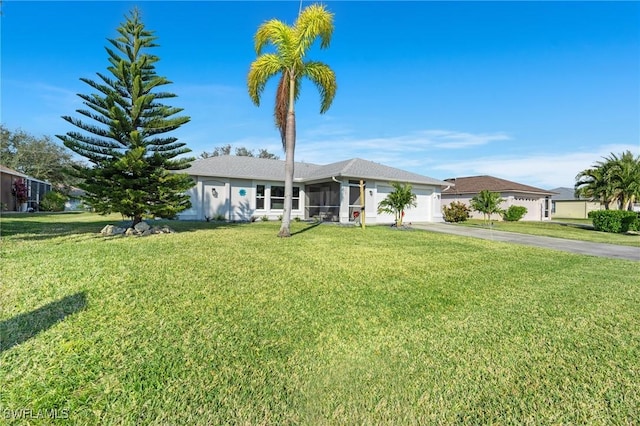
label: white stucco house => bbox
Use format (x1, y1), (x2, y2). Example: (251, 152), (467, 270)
(178, 156), (451, 224)
(441, 175), (556, 221)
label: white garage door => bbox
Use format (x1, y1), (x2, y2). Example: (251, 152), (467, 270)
(376, 186), (433, 224)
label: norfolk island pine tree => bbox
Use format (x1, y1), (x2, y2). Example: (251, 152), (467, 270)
(58, 8), (194, 227)
(248, 4), (337, 237)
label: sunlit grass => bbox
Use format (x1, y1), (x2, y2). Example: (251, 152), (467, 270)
(1, 214), (638, 424)
(456, 218), (640, 247)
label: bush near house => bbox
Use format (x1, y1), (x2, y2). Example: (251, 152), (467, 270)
(502, 205), (528, 222)
(443, 201), (471, 223)
(39, 190), (69, 212)
(588, 210), (639, 233)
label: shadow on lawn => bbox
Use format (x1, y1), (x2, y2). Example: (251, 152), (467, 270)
(0, 292), (87, 353)
(291, 221), (323, 236)
(0, 214), (232, 242)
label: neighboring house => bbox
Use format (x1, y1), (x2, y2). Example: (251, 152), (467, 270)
(0, 165), (52, 212)
(549, 187), (603, 219)
(441, 175), (556, 221)
(179, 156), (451, 224)
(64, 187), (87, 211)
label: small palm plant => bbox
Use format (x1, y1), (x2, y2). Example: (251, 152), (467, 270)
(377, 182), (417, 227)
(470, 190), (505, 226)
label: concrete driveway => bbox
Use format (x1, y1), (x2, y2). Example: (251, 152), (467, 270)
(412, 223), (640, 261)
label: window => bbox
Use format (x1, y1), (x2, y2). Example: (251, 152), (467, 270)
(271, 186), (300, 210)
(256, 185), (265, 209)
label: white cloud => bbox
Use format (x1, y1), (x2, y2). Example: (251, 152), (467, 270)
(433, 144), (640, 189)
(422, 130), (511, 149)
(293, 129), (510, 165)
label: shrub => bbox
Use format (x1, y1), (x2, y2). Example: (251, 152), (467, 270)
(588, 210), (638, 233)
(442, 201), (470, 223)
(261, 215), (269, 222)
(502, 205), (528, 222)
(40, 191), (68, 212)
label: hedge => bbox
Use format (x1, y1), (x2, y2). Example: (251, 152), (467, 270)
(588, 210), (639, 233)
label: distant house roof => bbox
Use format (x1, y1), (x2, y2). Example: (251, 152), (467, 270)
(186, 156), (451, 187)
(442, 175), (555, 196)
(550, 187), (590, 201)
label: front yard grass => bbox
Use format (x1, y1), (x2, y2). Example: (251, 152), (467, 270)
(455, 218), (640, 247)
(1, 213), (639, 424)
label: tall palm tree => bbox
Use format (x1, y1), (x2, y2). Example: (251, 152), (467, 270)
(248, 4), (337, 237)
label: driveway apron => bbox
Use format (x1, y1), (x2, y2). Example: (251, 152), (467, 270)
(412, 223), (639, 261)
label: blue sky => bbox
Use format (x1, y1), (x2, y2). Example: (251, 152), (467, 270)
(2, 1), (638, 189)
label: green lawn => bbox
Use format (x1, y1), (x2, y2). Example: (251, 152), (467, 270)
(454, 218), (640, 247)
(1, 213), (639, 424)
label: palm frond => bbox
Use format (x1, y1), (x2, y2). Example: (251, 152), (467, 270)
(247, 54), (283, 106)
(303, 61), (337, 113)
(255, 19), (295, 57)
(274, 74), (289, 147)
(294, 4), (334, 56)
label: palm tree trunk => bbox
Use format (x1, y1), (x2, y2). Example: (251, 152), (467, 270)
(278, 73), (297, 238)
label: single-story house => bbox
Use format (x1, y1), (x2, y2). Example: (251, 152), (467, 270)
(179, 156), (451, 224)
(549, 187), (603, 219)
(441, 175), (556, 221)
(64, 187), (87, 211)
(0, 165), (52, 212)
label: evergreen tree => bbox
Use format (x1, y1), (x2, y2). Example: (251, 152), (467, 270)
(58, 8), (193, 226)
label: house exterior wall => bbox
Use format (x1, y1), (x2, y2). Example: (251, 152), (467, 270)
(0, 171), (16, 211)
(553, 200), (602, 219)
(441, 192), (551, 221)
(0, 170), (52, 212)
(180, 175), (445, 224)
(178, 176), (307, 222)
(369, 182), (442, 224)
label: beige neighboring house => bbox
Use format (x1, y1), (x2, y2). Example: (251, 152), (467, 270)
(441, 175), (556, 221)
(550, 187), (603, 219)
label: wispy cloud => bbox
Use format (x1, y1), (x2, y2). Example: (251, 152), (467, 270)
(293, 129), (510, 165)
(420, 130), (511, 149)
(433, 144), (640, 189)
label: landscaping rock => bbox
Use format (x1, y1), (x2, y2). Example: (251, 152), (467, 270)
(134, 221), (151, 232)
(101, 225), (126, 236)
(100, 221), (176, 237)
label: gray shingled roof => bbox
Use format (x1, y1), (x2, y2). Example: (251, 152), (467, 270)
(185, 156), (450, 186)
(185, 156), (322, 182)
(550, 187), (587, 201)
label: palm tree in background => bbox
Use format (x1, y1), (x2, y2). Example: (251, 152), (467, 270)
(575, 166), (616, 209)
(470, 190), (505, 225)
(248, 4), (337, 237)
(606, 151), (640, 210)
(575, 150), (640, 210)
